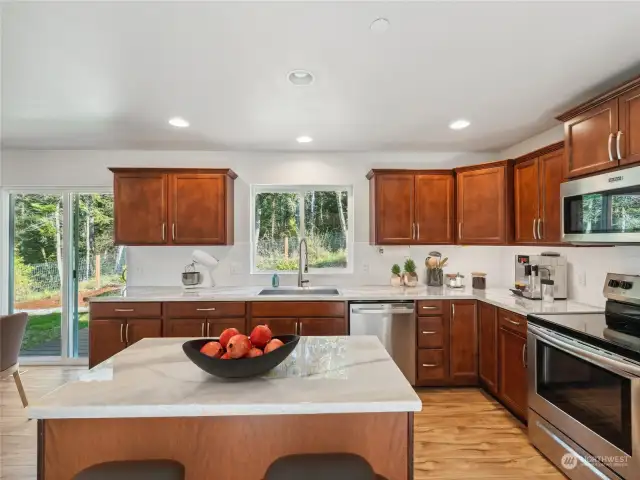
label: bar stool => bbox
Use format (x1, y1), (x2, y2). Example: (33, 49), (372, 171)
(73, 460), (185, 480)
(264, 453), (388, 480)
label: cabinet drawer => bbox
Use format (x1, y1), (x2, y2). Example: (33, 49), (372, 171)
(166, 302), (246, 318)
(498, 309), (527, 337)
(250, 302), (345, 318)
(417, 349), (447, 381)
(90, 302), (162, 319)
(417, 317), (444, 348)
(416, 300), (444, 315)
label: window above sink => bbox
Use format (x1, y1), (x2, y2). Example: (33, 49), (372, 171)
(250, 185), (354, 274)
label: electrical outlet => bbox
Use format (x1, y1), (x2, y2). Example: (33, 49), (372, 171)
(578, 271), (587, 287)
(362, 263), (369, 273)
(230, 262), (242, 275)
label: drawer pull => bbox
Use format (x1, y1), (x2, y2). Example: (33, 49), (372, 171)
(421, 331), (437, 335)
(201, 323), (205, 337)
(422, 306), (437, 310)
(196, 308), (217, 311)
(506, 318), (521, 326)
(115, 308), (134, 312)
(422, 363), (438, 368)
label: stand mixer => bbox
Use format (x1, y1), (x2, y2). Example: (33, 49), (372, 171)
(182, 250), (219, 289)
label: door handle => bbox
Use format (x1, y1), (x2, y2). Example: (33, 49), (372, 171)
(458, 222), (462, 240)
(608, 133), (614, 161)
(207, 323), (211, 337)
(296, 320), (301, 335)
(452, 304), (455, 317)
(617, 131), (623, 160)
(533, 219), (537, 240)
(172, 223), (176, 240)
(537, 218), (542, 240)
(125, 323), (130, 344)
(522, 344), (527, 368)
(422, 306), (437, 310)
(201, 322), (205, 337)
(162, 223), (166, 241)
(120, 323), (124, 343)
(416, 223), (420, 239)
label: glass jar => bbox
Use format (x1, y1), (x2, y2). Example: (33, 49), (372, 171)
(542, 279), (555, 302)
(446, 274), (457, 288)
(472, 272), (487, 290)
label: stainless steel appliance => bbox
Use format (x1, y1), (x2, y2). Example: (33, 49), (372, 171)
(561, 165), (640, 244)
(349, 301), (416, 385)
(515, 253), (567, 300)
(527, 273), (640, 479)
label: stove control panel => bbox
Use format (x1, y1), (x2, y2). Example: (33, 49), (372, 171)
(604, 273), (640, 305)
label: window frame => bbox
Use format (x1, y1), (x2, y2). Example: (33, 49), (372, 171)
(250, 184), (354, 275)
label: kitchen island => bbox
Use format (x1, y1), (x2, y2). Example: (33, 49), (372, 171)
(29, 336), (421, 480)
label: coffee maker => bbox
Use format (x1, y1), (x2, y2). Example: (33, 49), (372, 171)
(514, 253), (567, 300)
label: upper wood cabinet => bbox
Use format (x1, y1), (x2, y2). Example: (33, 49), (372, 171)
(367, 170), (454, 245)
(110, 168), (236, 246)
(558, 76), (640, 178)
(513, 144), (564, 244)
(455, 161), (513, 245)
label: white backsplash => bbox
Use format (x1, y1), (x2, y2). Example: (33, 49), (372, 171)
(127, 243), (640, 307)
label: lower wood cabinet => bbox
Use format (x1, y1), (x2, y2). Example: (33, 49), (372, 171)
(417, 349), (446, 381)
(498, 325), (528, 420)
(449, 300), (478, 384)
(89, 318), (162, 368)
(249, 302), (348, 336)
(250, 317), (298, 336)
(165, 318), (246, 337)
(250, 317), (347, 336)
(478, 302), (498, 395)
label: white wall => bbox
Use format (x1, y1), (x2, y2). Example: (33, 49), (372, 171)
(3, 146), (639, 307)
(499, 124), (564, 159)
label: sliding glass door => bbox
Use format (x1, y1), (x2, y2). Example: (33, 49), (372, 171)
(8, 190), (124, 362)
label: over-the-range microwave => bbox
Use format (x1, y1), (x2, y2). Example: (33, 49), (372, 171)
(562, 164), (640, 244)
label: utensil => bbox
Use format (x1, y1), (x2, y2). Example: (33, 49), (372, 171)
(181, 263), (201, 286)
(182, 335), (300, 378)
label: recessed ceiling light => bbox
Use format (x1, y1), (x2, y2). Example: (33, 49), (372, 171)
(288, 70), (314, 86)
(370, 18), (390, 33)
(449, 119), (471, 130)
(168, 117), (189, 128)
(296, 135), (313, 144)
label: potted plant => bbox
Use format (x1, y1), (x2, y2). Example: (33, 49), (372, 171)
(390, 264), (403, 287)
(403, 258), (418, 287)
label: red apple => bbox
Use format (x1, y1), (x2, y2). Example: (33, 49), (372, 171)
(200, 341), (223, 358)
(246, 347), (264, 358)
(249, 325), (272, 349)
(220, 352), (231, 359)
(218, 328), (240, 348)
(264, 338), (284, 354)
(227, 334), (252, 358)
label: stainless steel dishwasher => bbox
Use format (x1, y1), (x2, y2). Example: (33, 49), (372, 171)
(349, 301), (416, 385)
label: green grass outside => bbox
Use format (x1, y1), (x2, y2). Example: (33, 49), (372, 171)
(22, 312), (89, 351)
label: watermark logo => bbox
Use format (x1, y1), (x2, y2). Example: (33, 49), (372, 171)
(561, 453), (578, 470)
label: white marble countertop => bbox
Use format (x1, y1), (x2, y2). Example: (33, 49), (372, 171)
(28, 336), (422, 420)
(88, 285), (603, 316)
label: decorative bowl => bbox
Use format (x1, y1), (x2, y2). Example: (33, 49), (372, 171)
(182, 335), (300, 378)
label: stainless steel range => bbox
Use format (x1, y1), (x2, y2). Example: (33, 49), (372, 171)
(528, 273), (640, 480)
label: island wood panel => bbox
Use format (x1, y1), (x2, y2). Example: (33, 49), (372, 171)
(40, 413), (411, 480)
(249, 301), (345, 318)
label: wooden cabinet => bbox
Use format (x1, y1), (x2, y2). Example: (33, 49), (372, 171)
(165, 303), (247, 337)
(250, 317), (298, 336)
(478, 302), (498, 395)
(558, 76), (640, 177)
(166, 319), (206, 337)
(126, 319), (162, 345)
(416, 301), (449, 386)
(207, 318), (246, 337)
(250, 302), (347, 336)
(449, 300), (478, 384)
(499, 325), (528, 421)
(514, 145), (564, 244)
(111, 168), (236, 246)
(367, 170), (454, 245)
(299, 317), (347, 336)
(88, 319), (126, 368)
(455, 161), (512, 245)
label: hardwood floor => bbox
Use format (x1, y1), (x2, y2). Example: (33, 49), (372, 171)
(0, 368), (564, 479)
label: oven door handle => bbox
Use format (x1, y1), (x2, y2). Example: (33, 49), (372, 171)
(529, 324), (640, 377)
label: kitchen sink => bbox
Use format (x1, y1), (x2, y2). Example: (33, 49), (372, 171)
(258, 287), (340, 296)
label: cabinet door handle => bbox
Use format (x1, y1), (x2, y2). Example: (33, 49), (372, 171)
(207, 323), (211, 337)
(196, 308), (216, 311)
(422, 364), (438, 368)
(125, 323), (130, 344)
(120, 323), (124, 343)
(416, 223), (420, 239)
(617, 131), (623, 160)
(537, 218), (542, 240)
(296, 321), (300, 335)
(506, 318), (521, 326)
(522, 344), (528, 368)
(458, 222), (462, 240)
(608, 133), (614, 161)
(172, 223), (176, 240)
(422, 306), (437, 310)
(421, 331), (437, 335)
(532, 219), (537, 240)
(162, 223), (166, 241)
(201, 322), (205, 337)
(115, 308), (134, 312)
(452, 304), (455, 317)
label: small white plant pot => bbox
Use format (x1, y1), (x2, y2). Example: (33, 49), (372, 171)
(390, 274), (403, 287)
(403, 273), (418, 287)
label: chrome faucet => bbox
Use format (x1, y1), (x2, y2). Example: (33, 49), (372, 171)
(298, 238), (309, 288)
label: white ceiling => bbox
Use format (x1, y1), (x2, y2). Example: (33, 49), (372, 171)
(3, 1), (640, 152)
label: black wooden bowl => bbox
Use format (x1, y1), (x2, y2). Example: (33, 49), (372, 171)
(182, 335), (300, 379)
